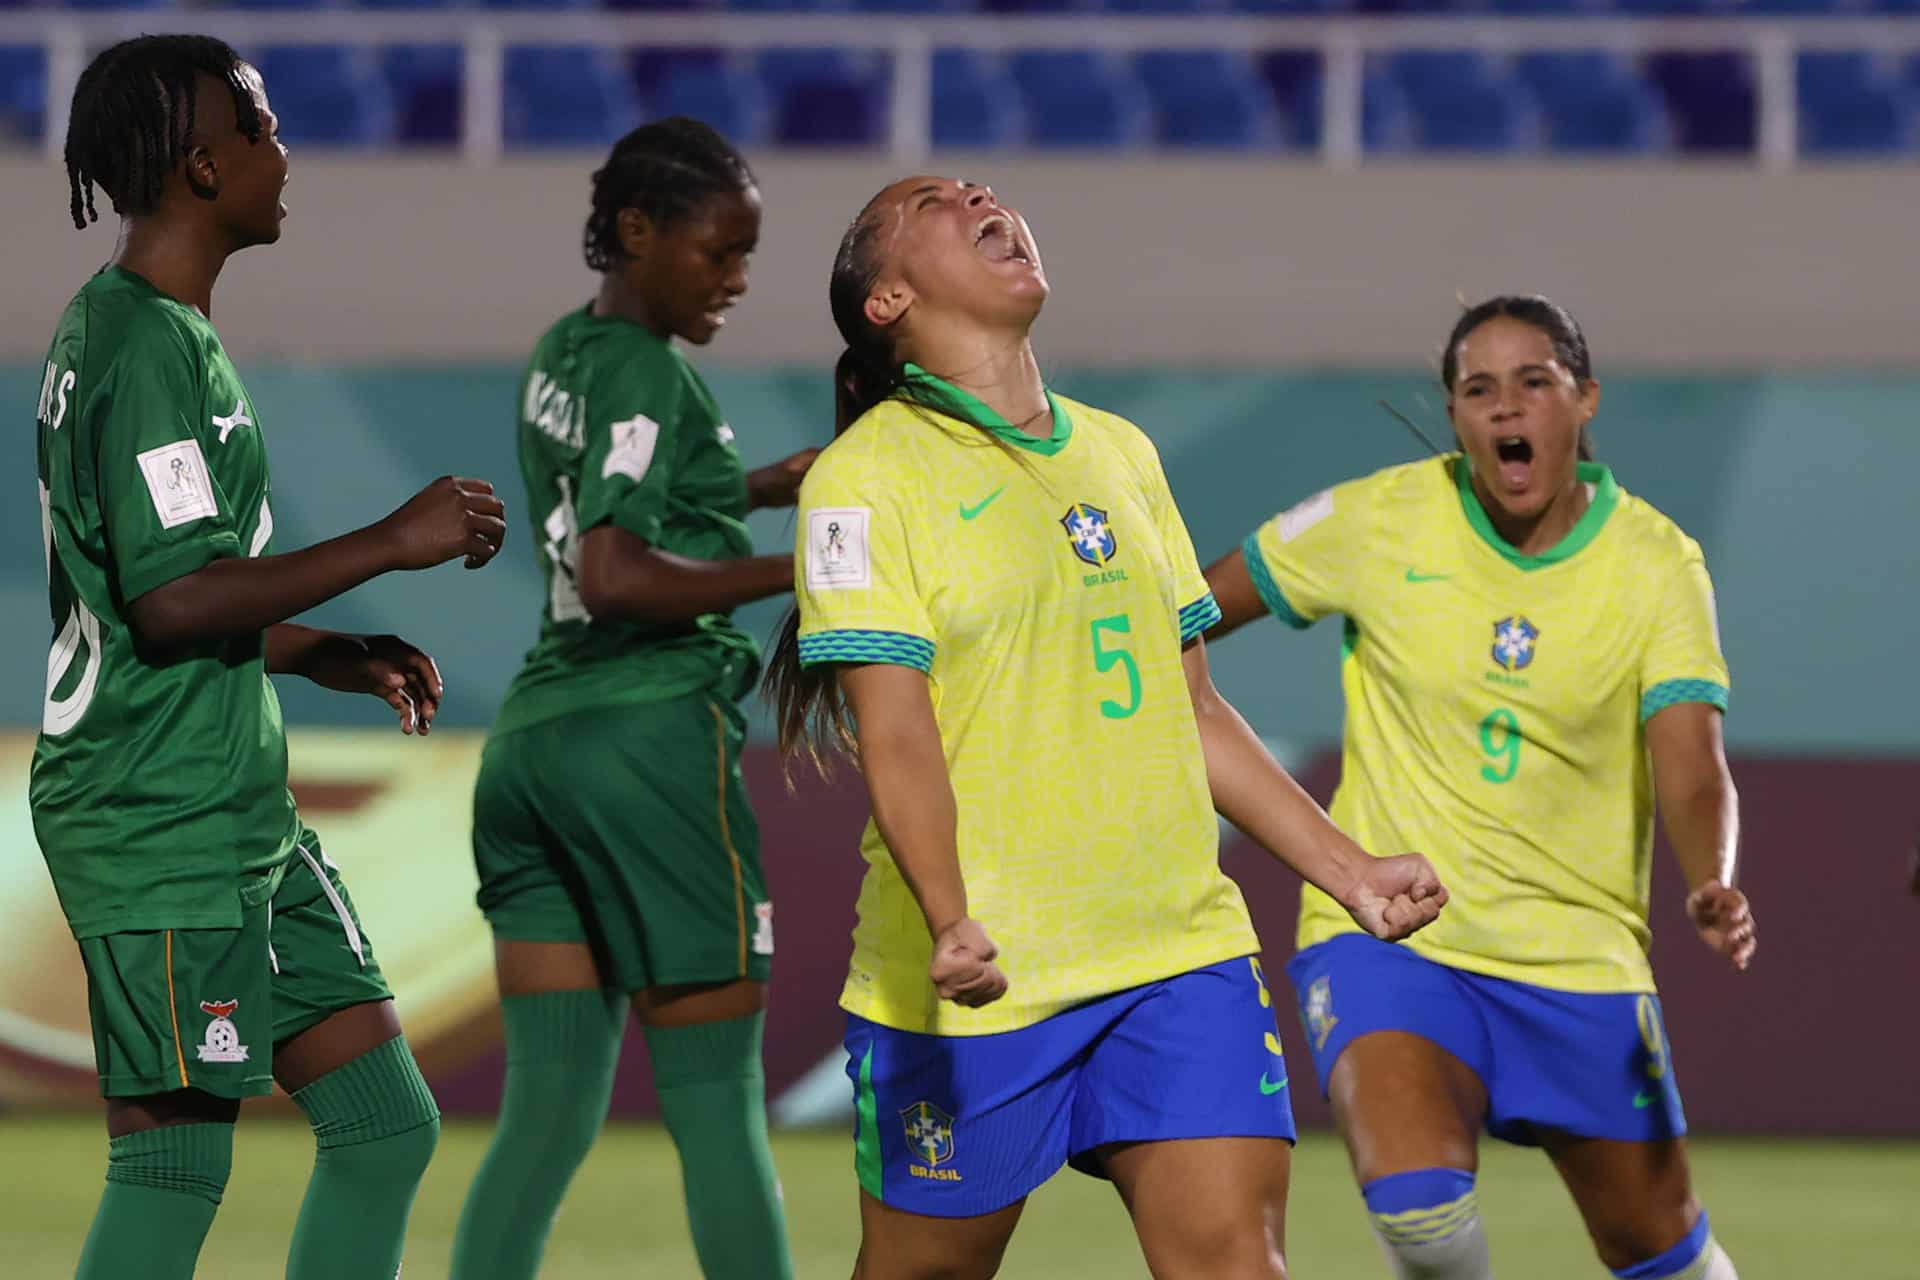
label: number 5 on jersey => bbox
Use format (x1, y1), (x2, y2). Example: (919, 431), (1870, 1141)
(1090, 614), (1141, 720)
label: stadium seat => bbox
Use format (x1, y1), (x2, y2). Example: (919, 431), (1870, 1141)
(602, 0), (715, 12)
(383, 45), (463, 145)
(1380, 51), (1538, 151)
(57, 0), (180, 10)
(504, 47), (643, 147)
(756, 49), (890, 145)
(1256, 49), (1323, 148)
(1641, 51), (1755, 152)
(629, 48), (727, 97)
(1487, 0), (1615, 14)
(852, 0), (982, 12)
(1798, 51), (1920, 153)
(931, 48), (1027, 147)
(257, 46), (397, 145)
(216, 0), (341, 11)
(1514, 51), (1670, 152)
(649, 63), (771, 145)
(1135, 50), (1282, 147)
(1104, 0), (1227, 14)
(1231, 0), (1351, 13)
(1007, 50), (1151, 147)
(0, 46), (45, 145)
(482, 0), (599, 9)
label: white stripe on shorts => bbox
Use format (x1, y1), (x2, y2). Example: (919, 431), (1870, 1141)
(297, 843), (365, 968)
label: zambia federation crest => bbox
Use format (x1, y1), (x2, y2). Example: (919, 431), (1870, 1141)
(1061, 503), (1117, 567)
(1491, 616), (1540, 672)
(900, 1100), (955, 1167)
(195, 998), (249, 1064)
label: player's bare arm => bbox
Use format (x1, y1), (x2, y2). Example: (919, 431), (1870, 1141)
(127, 475), (504, 648)
(575, 524), (794, 623)
(1647, 700), (1754, 971)
(266, 626), (444, 735)
(1199, 546), (1267, 644)
(838, 661), (1007, 1008)
(1179, 635), (1448, 942)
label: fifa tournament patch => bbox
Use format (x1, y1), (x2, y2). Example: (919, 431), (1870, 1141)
(195, 998), (250, 1063)
(601, 413), (661, 482)
(806, 507), (870, 590)
(1277, 488), (1334, 543)
(137, 439), (220, 529)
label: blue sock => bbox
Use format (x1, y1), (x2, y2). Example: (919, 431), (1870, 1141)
(1613, 1212), (1720, 1279)
(1363, 1167), (1491, 1279)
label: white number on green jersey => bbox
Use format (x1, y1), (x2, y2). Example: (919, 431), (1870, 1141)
(40, 480), (101, 735)
(543, 475), (589, 623)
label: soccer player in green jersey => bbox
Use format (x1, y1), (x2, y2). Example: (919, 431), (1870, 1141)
(452, 119), (816, 1280)
(36, 35), (508, 1280)
(1207, 297), (1752, 1280)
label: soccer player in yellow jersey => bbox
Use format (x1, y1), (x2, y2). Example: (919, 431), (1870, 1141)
(762, 175), (1446, 1280)
(1207, 296), (1756, 1280)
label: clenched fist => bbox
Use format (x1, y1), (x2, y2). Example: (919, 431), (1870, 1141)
(379, 476), (507, 571)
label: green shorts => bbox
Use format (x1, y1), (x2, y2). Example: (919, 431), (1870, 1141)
(472, 692), (773, 992)
(77, 830), (392, 1099)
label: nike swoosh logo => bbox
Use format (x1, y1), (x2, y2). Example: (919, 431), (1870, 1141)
(1633, 1090), (1656, 1109)
(958, 485), (1007, 521)
(1259, 1073), (1288, 1096)
(1405, 569), (1450, 583)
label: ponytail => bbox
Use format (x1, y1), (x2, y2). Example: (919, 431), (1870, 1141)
(835, 344), (902, 436)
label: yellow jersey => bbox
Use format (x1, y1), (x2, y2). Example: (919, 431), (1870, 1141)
(1243, 455), (1728, 994)
(796, 368), (1259, 1035)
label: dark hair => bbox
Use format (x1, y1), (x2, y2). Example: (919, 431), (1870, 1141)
(761, 210), (898, 775)
(1442, 294), (1596, 462)
(582, 117), (755, 273)
(65, 34), (261, 231)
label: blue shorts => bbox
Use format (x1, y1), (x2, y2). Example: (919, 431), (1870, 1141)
(1286, 934), (1686, 1146)
(844, 955), (1297, 1218)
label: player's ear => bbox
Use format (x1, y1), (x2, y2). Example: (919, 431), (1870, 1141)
(182, 134), (220, 202)
(864, 277), (913, 330)
(615, 208), (654, 259)
(1579, 377), (1601, 423)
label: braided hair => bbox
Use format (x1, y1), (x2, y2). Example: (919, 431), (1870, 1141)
(582, 117), (755, 272)
(65, 34), (261, 231)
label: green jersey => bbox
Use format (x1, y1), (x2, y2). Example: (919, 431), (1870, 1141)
(31, 267), (300, 938)
(492, 307), (759, 738)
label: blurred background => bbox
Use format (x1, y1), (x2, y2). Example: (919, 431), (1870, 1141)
(1, 2), (1918, 1275)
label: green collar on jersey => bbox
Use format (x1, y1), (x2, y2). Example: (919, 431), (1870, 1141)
(1454, 454), (1620, 570)
(898, 363), (1072, 456)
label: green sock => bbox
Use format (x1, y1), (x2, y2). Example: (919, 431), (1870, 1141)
(76, 1121), (233, 1280)
(646, 1011), (795, 1280)
(450, 989), (627, 1280)
(286, 1035), (441, 1280)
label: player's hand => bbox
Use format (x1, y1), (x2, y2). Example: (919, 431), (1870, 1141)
(746, 448), (822, 511)
(929, 917), (1008, 1008)
(379, 476), (507, 571)
(1686, 879), (1755, 971)
(301, 633), (444, 735)
(1340, 852), (1448, 943)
